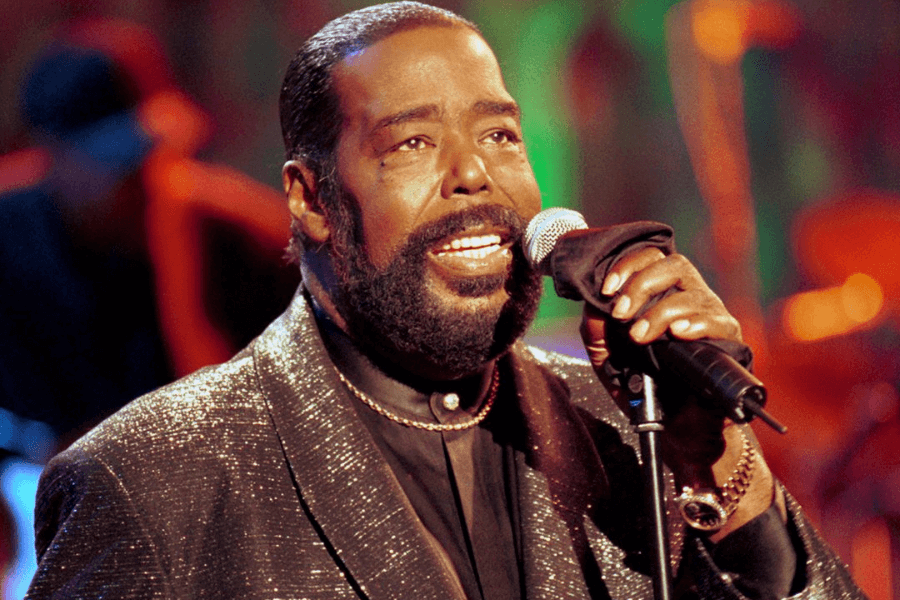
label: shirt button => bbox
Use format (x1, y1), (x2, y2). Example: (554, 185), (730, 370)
(442, 393), (460, 411)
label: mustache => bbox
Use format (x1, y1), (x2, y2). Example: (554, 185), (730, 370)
(401, 204), (528, 256)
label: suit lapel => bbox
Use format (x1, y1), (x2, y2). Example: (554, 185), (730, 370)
(505, 346), (612, 600)
(508, 346), (684, 600)
(253, 292), (465, 600)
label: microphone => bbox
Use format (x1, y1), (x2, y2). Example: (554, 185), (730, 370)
(524, 208), (786, 433)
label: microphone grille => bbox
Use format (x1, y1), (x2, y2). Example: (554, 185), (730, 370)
(523, 207), (588, 270)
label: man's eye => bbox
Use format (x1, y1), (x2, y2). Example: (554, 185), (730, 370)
(397, 137), (429, 152)
(484, 130), (518, 145)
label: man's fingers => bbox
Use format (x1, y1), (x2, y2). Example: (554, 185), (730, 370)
(610, 254), (703, 321)
(601, 248), (666, 296)
(600, 250), (743, 345)
(580, 305), (610, 366)
(667, 312), (742, 341)
(627, 289), (742, 343)
(591, 249), (742, 362)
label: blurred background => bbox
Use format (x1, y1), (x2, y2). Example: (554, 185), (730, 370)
(0, 0), (898, 598)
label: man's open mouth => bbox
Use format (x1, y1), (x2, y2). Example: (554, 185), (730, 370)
(427, 228), (514, 278)
(434, 232), (508, 259)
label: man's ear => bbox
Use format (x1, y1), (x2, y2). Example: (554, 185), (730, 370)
(282, 160), (330, 244)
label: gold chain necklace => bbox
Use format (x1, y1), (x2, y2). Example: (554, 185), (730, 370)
(336, 366), (499, 432)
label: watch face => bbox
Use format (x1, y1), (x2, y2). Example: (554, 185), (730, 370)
(677, 490), (728, 531)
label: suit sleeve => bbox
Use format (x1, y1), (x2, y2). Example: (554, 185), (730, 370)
(25, 449), (173, 599)
(682, 487), (867, 600)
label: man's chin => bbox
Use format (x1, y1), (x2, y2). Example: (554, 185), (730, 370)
(327, 199), (542, 381)
(442, 272), (508, 298)
(349, 309), (505, 382)
(435, 293), (510, 318)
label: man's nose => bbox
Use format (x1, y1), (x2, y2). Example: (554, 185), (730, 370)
(440, 142), (490, 199)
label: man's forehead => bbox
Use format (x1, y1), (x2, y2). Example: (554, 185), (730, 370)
(332, 25), (514, 128)
(339, 24), (496, 70)
(368, 100), (521, 134)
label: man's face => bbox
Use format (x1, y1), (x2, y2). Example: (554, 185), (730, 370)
(333, 25), (542, 307)
(323, 25), (543, 378)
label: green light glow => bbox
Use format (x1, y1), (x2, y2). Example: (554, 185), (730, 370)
(472, 0), (597, 322)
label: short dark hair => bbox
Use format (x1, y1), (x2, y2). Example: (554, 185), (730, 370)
(278, 2), (479, 178)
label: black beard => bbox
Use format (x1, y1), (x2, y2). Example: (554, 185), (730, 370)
(329, 202), (543, 380)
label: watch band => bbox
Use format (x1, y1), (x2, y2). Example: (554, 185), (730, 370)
(675, 428), (757, 531)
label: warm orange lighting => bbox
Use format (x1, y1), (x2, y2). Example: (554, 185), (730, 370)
(793, 190), (900, 298)
(143, 153), (197, 202)
(163, 160), (197, 201)
(747, 1), (802, 49)
(784, 289), (844, 341)
(691, 0), (751, 65)
(783, 273), (884, 341)
(841, 273), (883, 324)
(851, 519), (892, 600)
(139, 90), (212, 157)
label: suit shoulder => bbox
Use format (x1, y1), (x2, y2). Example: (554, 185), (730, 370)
(513, 342), (596, 383)
(66, 347), (263, 463)
(512, 342), (633, 431)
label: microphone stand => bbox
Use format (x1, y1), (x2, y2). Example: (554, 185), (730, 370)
(632, 374), (673, 600)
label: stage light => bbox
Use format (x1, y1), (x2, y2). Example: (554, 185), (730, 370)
(783, 273), (884, 341)
(691, 0), (750, 65)
(841, 273), (883, 324)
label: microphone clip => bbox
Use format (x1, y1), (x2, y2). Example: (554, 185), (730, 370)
(604, 320), (787, 433)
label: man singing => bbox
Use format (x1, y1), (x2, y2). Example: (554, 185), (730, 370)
(27, 3), (864, 599)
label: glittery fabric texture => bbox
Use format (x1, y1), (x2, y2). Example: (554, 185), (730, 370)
(26, 290), (867, 599)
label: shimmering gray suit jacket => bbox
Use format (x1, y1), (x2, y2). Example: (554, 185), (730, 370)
(27, 292), (864, 599)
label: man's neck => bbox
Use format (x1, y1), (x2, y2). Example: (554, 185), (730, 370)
(310, 298), (495, 413)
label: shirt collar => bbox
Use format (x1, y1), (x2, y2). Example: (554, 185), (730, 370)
(312, 303), (495, 423)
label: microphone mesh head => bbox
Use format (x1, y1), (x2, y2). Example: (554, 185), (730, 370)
(523, 207), (588, 270)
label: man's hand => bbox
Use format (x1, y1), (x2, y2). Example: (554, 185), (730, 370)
(580, 247), (741, 358)
(579, 248), (780, 539)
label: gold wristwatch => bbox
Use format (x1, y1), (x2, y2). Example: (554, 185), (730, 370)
(674, 429), (757, 531)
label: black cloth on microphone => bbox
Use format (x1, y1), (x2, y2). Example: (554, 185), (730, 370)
(545, 221), (756, 418)
(546, 221), (676, 305)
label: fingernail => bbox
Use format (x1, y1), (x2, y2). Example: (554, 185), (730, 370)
(584, 341), (609, 365)
(612, 295), (631, 319)
(670, 319), (690, 334)
(602, 273), (621, 295)
(631, 319), (649, 341)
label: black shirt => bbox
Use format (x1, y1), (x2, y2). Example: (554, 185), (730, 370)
(317, 315), (522, 600)
(315, 309), (797, 600)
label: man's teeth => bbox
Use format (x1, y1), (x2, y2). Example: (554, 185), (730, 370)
(437, 234), (506, 259)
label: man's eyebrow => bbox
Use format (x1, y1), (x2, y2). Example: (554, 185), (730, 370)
(473, 100), (521, 120)
(371, 104), (441, 133)
(369, 100), (521, 134)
